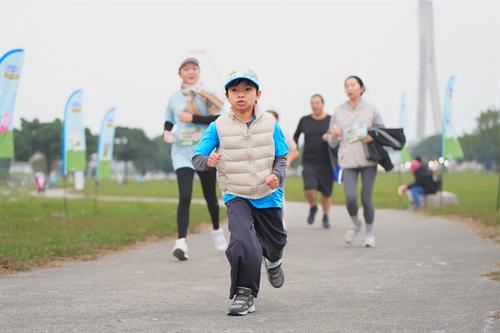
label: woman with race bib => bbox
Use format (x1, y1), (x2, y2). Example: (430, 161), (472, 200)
(328, 76), (384, 248)
(163, 57), (227, 261)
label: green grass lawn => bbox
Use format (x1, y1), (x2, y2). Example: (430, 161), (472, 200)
(285, 172), (499, 227)
(0, 186), (226, 272)
(70, 178), (202, 198)
(71, 171), (499, 226)
(1, 171), (497, 272)
(420, 172), (499, 227)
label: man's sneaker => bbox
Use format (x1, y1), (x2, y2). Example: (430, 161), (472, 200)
(172, 238), (189, 261)
(322, 214), (331, 229)
(227, 287), (255, 316)
(211, 229), (228, 251)
(345, 226), (361, 244)
(264, 258), (284, 288)
(364, 235), (376, 248)
(307, 205), (318, 225)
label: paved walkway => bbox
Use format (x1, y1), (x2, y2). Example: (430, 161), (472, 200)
(1, 202), (498, 332)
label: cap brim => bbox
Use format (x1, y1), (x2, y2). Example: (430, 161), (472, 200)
(224, 77), (260, 90)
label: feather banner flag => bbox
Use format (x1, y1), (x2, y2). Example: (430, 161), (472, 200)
(441, 76), (464, 160)
(62, 90), (86, 176)
(96, 107), (116, 180)
(0, 49), (24, 158)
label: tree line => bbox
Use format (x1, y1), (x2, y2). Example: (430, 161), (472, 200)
(10, 118), (173, 174)
(4, 107), (499, 177)
(412, 108), (499, 170)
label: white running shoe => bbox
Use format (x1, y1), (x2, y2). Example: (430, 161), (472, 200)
(212, 229), (228, 251)
(345, 226), (361, 244)
(364, 235), (376, 248)
(172, 238), (189, 260)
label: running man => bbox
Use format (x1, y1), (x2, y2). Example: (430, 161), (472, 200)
(293, 94), (334, 229)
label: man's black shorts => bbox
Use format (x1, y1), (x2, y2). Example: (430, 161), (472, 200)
(302, 165), (333, 197)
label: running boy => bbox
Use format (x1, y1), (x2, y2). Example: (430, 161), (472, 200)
(192, 69), (288, 316)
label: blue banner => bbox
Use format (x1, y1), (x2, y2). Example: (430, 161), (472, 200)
(62, 90), (86, 176)
(441, 76), (464, 159)
(96, 107), (116, 180)
(0, 49), (24, 158)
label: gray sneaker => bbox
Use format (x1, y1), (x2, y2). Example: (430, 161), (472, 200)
(264, 258), (284, 288)
(227, 287), (256, 316)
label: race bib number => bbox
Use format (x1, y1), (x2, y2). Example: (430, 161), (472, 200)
(179, 128), (202, 146)
(344, 122), (368, 143)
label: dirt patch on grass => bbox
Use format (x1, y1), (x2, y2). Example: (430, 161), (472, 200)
(0, 220), (227, 277)
(0, 235), (177, 277)
(417, 210), (500, 245)
(448, 216), (499, 245)
(0, 259), (18, 276)
(481, 263), (500, 283)
(489, 311), (500, 320)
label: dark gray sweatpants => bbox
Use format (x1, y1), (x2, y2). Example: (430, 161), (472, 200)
(342, 166), (377, 224)
(225, 197), (287, 299)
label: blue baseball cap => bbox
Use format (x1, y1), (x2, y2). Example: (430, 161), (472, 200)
(224, 69), (260, 90)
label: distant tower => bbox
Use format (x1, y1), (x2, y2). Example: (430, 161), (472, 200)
(417, 0), (442, 139)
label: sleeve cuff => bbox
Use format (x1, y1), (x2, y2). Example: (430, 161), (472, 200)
(164, 121), (174, 131)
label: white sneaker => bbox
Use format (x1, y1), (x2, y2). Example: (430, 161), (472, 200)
(364, 235), (376, 248)
(172, 238), (189, 260)
(345, 226), (361, 244)
(211, 229), (228, 251)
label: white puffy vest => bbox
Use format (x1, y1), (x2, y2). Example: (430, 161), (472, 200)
(215, 108), (275, 199)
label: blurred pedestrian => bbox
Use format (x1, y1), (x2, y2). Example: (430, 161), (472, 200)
(328, 76), (384, 247)
(163, 57), (227, 261)
(293, 94), (333, 228)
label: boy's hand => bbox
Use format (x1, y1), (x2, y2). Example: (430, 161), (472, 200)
(207, 152), (221, 168)
(265, 174), (280, 189)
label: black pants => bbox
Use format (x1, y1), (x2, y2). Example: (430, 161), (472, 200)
(175, 167), (219, 239)
(225, 198), (287, 299)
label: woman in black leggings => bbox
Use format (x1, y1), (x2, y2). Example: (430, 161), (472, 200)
(163, 57), (227, 260)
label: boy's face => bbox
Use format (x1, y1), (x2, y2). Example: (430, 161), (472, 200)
(226, 81), (261, 113)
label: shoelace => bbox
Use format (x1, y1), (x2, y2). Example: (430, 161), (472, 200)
(268, 266), (281, 277)
(233, 295), (251, 306)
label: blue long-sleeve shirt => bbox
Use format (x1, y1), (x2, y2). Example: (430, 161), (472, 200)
(192, 119), (288, 208)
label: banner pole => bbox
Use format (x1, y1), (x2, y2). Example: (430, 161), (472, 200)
(63, 175), (68, 219)
(94, 179), (98, 215)
(496, 170), (499, 212)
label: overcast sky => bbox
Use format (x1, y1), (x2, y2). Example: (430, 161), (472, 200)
(1, 0), (498, 142)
